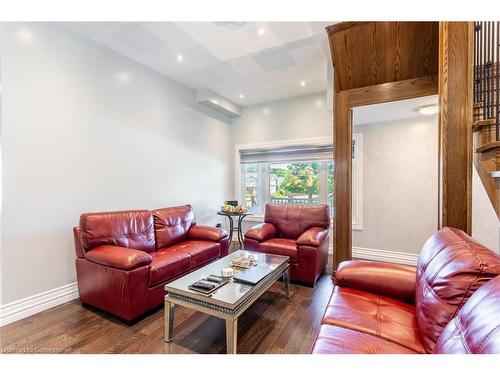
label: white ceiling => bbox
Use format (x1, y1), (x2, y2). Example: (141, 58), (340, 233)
(63, 22), (333, 106)
(353, 96), (439, 125)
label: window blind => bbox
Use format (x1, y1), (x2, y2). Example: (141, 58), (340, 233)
(240, 144), (333, 164)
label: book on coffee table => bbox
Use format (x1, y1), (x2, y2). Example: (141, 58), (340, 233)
(233, 265), (273, 286)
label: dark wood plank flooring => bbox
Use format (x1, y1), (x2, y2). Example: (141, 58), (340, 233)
(0, 274), (333, 354)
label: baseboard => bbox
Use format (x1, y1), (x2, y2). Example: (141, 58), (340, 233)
(328, 245), (419, 266)
(0, 282), (79, 327)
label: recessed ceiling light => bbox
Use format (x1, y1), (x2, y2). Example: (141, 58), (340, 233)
(300, 81), (306, 87)
(417, 104), (439, 115)
(211, 99), (218, 105)
(176, 54), (184, 62)
(115, 71), (131, 84)
(15, 27), (34, 43)
(239, 94), (245, 99)
(315, 99), (324, 108)
(257, 28), (265, 36)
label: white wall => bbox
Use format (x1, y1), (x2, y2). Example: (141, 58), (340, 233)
(0, 23), (232, 305)
(231, 93), (332, 146)
(352, 115), (439, 254)
(472, 165), (500, 252)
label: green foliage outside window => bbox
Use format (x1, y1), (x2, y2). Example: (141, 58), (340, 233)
(270, 162), (319, 199)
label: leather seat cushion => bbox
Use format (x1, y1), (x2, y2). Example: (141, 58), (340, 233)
(153, 205), (196, 249)
(415, 227), (500, 352)
(149, 250), (191, 286)
(264, 203), (330, 239)
(322, 286), (425, 353)
(434, 275), (500, 354)
(80, 210), (156, 253)
(167, 240), (220, 268)
(312, 325), (418, 354)
(259, 238), (298, 262)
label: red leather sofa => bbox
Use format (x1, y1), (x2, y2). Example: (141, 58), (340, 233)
(244, 203), (330, 286)
(74, 204), (228, 321)
(311, 227), (500, 354)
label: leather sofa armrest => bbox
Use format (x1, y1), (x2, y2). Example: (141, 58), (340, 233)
(244, 223), (277, 242)
(73, 227), (85, 258)
(188, 225), (228, 242)
(85, 245), (153, 271)
(335, 260), (417, 304)
(297, 227), (329, 247)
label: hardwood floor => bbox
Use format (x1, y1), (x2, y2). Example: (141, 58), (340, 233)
(0, 273), (333, 354)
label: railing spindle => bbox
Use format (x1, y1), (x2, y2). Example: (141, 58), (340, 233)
(497, 21), (499, 141)
(474, 21), (499, 141)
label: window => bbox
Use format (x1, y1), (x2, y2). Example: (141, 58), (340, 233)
(242, 160), (330, 214)
(238, 138), (362, 230)
(239, 141), (334, 215)
(270, 161), (321, 204)
(243, 163), (264, 213)
(327, 160), (334, 216)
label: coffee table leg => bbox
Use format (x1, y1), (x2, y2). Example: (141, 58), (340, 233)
(164, 300), (175, 342)
(283, 269), (290, 299)
(225, 318), (238, 354)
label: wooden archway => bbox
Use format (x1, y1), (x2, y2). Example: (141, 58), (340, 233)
(326, 22), (473, 271)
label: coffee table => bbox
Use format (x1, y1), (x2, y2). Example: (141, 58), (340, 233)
(164, 250), (290, 354)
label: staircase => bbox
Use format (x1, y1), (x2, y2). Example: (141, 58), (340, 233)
(473, 22), (500, 217)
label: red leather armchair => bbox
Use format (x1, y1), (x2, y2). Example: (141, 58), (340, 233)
(74, 205), (228, 321)
(244, 203), (330, 286)
(311, 227), (500, 354)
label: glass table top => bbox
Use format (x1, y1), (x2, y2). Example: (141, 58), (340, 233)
(165, 250), (289, 308)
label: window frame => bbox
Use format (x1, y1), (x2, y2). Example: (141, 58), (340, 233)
(352, 133), (363, 231)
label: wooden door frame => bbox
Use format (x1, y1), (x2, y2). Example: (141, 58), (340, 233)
(330, 22), (473, 273)
(332, 75), (439, 270)
(438, 22), (474, 233)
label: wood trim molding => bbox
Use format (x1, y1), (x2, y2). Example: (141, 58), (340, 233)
(328, 21), (473, 272)
(332, 90), (352, 269)
(438, 22), (473, 234)
(326, 22), (368, 35)
(0, 282), (79, 327)
(331, 77), (439, 270)
(352, 247), (419, 266)
(328, 245), (420, 266)
(327, 22), (438, 91)
(347, 75), (438, 107)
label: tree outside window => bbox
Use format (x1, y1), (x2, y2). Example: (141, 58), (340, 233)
(242, 159), (335, 215)
(270, 162), (320, 205)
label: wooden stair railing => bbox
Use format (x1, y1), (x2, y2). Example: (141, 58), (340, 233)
(473, 22), (500, 217)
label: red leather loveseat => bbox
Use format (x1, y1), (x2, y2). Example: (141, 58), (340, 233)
(312, 227), (500, 354)
(244, 203), (330, 286)
(74, 204), (228, 321)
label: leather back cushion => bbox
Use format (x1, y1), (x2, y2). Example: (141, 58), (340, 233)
(80, 210), (155, 253)
(153, 205), (196, 249)
(264, 203), (330, 239)
(415, 227), (500, 353)
(434, 275), (500, 354)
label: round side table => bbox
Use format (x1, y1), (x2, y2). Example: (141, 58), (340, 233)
(216, 211), (252, 248)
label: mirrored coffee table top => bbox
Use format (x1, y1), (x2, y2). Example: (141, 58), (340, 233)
(165, 250), (289, 308)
